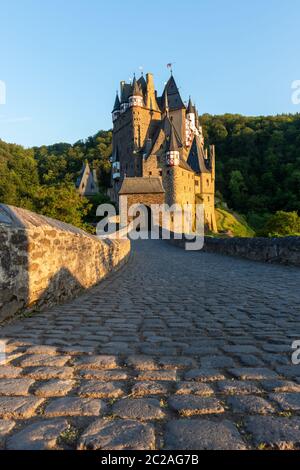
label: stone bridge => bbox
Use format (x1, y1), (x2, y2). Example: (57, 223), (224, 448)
(1, 236), (300, 450)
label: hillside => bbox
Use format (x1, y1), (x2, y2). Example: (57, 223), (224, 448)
(202, 113), (300, 230)
(216, 208), (255, 238)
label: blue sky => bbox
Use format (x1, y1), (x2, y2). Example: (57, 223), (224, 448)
(0, 0), (300, 147)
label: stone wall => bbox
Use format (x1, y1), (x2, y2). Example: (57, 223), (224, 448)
(0, 204), (131, 322)
(167, 233), (300, 266)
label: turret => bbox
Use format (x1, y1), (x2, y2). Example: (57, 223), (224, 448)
(112, 92), (120, 122)
(166, 124), (180, 166)
(120, 81), (131, 113)
(186, 97), (195, 127)
(129, 76), (144, 108)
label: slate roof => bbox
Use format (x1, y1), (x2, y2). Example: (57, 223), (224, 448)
(137, 75), (147, 95)
(187, 97), (194, 114)
(166, 123), (179, 152)
(179, 156), (194, 172)
(121, 83), (132, 103)
(145, 115), (183, 158)
(187, 135), (210, 174)
(119, 177), (165, 195)
(131, 77), (143, 97)
(161, 75), (185, 110)
(113, 93), (120, 111)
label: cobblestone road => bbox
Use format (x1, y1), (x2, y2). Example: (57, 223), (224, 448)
(1, 240), (300, 450)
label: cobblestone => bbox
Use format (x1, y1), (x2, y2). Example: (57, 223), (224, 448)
(45, 397), (107, 417)
(78, 419), (156, 450)
(0, 397), (44, 419)
(112, 398), (166, 420)
(175, 382), (214, 396)
(165, 419), (247, 450)
(270, 393), (300, 411)
(0, 366), (23, 379)
(78, 381), (126, 398)
(131, 381), (171, 396)
(0, 419), (16, 448)
(184, 368), (226, 382)
(245, 416), (300, 449)
(0, 239), (299, 449)
(6, 419), (69, 450)
(73, 355), (118, 370)
(33, 379), (76, 397)
(0, 378), (35, 396)
(226, 395), (276, 414)
(137, 370), (177, 381)
(217, 380), (263, 395)
(168, 395), (224, 416)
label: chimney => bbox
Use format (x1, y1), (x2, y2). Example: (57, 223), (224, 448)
(145, 73), (159, 111)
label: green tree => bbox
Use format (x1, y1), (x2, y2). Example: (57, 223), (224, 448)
(262, 211), (300, 237)
(33, 184), (92, 229)
(229, 170), (247, 208)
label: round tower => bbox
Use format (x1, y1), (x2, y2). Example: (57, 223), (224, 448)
(129, 76), (144, 108)
(112, 92), (120, 122)
(165, 123), (180, 167)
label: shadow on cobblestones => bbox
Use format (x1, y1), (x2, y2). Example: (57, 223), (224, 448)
(0, 239), (300, 449)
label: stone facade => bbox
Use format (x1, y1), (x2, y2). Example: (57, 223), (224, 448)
(110, 72), (217, 232)
(0, 204), (130, 322)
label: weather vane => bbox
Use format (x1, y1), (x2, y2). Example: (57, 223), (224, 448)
(167, 63), (174, 74)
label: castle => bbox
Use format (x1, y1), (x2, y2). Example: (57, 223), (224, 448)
(109, 72), (217, 232)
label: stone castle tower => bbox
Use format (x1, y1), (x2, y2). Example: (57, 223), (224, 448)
(109, 72), (217, 232)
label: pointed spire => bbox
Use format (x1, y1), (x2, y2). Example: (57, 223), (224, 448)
(166, 123), (179, 153)
(163, 75), (185, 110)
(131, 75), (143, 97)
(137, 74), (147, 95)
(194, 104), (199, 127)
(187, 96), (194, 114)
(113, 92), (120, 111)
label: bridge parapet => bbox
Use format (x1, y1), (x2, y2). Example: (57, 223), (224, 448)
(0, 204), (130, 322)
(167, 232), (300, 266)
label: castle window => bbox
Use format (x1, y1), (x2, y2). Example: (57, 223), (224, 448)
(149, 171), (152, 176)
(159, 170), (162, 176)
(207, 179), (209, 186)
(195, 180), (199, 186)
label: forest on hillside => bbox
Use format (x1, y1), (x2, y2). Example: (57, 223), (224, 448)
(0, 114), (300, 235)
(0, 131), (112, 231)
(202, 113), (300, 231)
